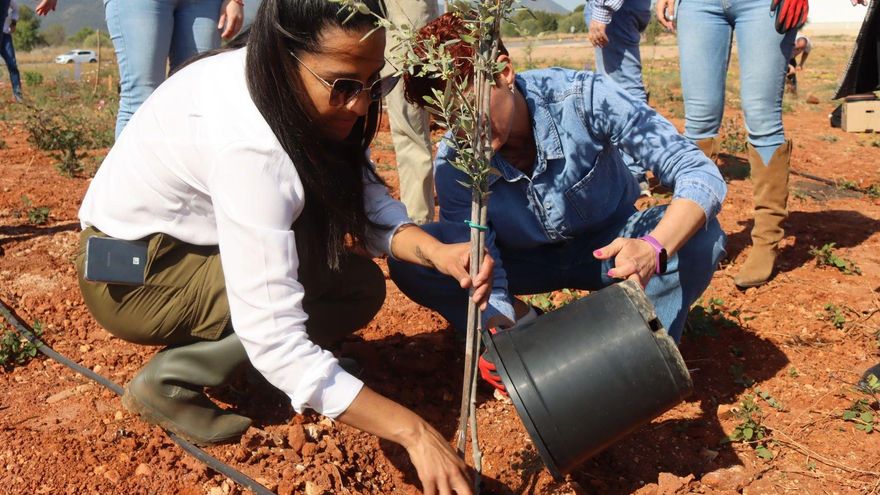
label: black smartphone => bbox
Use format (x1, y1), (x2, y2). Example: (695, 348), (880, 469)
(83, 236), (149, 286)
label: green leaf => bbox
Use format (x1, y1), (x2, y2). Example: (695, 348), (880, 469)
(743, 427), (754, 441)
(755, 446), (774, 460)
(843, 410), (858, 420)
(860, 412), (873, 423)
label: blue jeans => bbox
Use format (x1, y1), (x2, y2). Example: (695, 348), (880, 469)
(389, 206), (727, 343)
(105, 0), (222, 138)
(584, 0), (652, 179)
(677, 0), (795, 163)
(1, 33), (21, 100)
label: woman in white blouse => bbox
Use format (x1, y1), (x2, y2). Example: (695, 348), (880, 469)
(75, 1), (485, 493)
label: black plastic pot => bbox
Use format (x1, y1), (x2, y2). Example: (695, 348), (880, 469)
(482, 280), (692, 479)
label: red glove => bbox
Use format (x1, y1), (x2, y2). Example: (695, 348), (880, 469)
(479, 326), (508, 395)
(771, 0), (809, 34)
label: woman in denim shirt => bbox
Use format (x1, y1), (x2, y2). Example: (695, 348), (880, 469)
(389, 14), (727, 386)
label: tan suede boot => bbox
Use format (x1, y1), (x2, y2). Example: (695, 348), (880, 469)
(734, 141), (791, 288)
(695, 137), (720, 162)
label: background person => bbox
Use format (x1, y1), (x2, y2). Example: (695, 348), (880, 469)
(584, 0), (654, 196)
(384, 0), (439, 224)
(1, 0), (21, 102)
(656, 0), (797, 288)
(786, 34), (812, 94)
(390, 14), (727, 390)
(102, 0), (244, 138)
(76, 1), (489, 493)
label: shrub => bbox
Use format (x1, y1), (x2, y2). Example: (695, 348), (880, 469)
(24, 107), (89, 177)
(23, 71), (43, 87)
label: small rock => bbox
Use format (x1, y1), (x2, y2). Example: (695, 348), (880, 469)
(657, 473), (693, 494)
(135, 463), (152, 476)
(103, 469), (120, 484)
(301, 442), (318, 457)
(46, 388), (76, 404)
(114, 410), (124, 421)
(699, 447), (719, 462)
(701, 465), (750, 491)
(304, 481), (325, 495)
(304, 423), (321, 441)
(806, 95), (820, 105)
(287, 425), (306, 452)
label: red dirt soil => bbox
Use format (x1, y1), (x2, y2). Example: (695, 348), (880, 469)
(0, 99), (878, 495)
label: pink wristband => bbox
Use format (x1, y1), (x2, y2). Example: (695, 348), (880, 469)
(638, 235), (667, 275)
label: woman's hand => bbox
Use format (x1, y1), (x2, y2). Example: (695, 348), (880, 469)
(218, 0), (245, 40)
(35, 0), (57, 15)
(655, 0), (676, 31)
(402, 422), (473, 495)
(337, 387), (473, 495)
(593, 237), (657, 287)
(588, 21), (609, 48)
(424, 243), (495, 311)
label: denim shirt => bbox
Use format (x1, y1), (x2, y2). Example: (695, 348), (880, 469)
(434, 68), (727, 323)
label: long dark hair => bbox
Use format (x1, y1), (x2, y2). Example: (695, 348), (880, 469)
(193, 0), (388, 270)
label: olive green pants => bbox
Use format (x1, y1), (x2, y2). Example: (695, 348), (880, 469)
(76, 227), (386, 348)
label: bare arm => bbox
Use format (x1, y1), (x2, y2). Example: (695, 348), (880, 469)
(337, 387), (473, 495)
(390, 224), (494, 310)
(594, 198), (706, 286)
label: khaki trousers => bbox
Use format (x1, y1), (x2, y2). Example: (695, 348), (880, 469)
(76, 227), (386, 348)
(383, 0), (438, 225)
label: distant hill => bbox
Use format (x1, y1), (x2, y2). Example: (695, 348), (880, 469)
(37, 0), (106, 35)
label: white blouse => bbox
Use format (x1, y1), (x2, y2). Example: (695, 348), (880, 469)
(80, 48), (411, 418)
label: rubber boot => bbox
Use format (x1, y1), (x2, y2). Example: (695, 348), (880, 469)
(695, 137), (720, 162)
(122, 332), (253, 445)
(734, 141), (791, 288)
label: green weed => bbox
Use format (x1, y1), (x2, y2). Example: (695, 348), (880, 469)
(18, 195), (50, 225)
(819, 134), (839, 143)
(866, 184), (880, 199)
(0, 321), (42, 371)
(685, 297), (744, 338)
(22, 71), (43, 87)
(842, 374), (879, 434)
(823, 303), (846, 330)
(787, 367), (800, 378)
(523, 288), (580, 313)
(24, 106), (88, 177)
(809, 243), (861, 275)
(721, 395), (774, 460)
(730, 364), (755, 388)
(756, 389), (786, 411)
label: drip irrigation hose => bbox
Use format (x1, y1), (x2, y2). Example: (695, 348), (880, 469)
(0, 299), (274, 495)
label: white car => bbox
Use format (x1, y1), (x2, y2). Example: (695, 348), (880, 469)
(55, 50), (98, 64)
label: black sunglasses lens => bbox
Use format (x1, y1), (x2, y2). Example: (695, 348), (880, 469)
(370, 76), (400, 101)
(330, 79), (364, 106)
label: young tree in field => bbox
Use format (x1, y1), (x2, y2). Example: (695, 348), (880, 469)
(334, 0), (515, 485)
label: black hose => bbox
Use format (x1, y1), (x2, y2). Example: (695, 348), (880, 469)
(0, 299), (274, 495)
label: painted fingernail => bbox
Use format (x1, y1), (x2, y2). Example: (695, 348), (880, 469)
(607, 269), (614, 277)
(594, 249), (603, 257)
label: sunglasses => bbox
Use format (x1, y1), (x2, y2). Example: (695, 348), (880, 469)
(290, 52), (400, 107)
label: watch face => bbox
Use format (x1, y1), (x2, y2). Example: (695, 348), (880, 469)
(659, 249), (668, 274)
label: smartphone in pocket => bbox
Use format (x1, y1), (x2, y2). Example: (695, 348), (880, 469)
(84, 236), (149, 285)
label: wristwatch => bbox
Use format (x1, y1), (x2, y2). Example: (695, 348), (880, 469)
(638, 235), (668, 275)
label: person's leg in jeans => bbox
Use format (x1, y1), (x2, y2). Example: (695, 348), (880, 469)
(390, 211), (726, 342)
(105, 0), (175, 138)
(169, 0), (222, 71)
(676, 0), (732, 160)
(0, 33), (22, 101)
(732, 0), (795, 164)
(730, 0), (796, 287)
(584, 1), (653, 192)
(384, 0), (438, 224)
